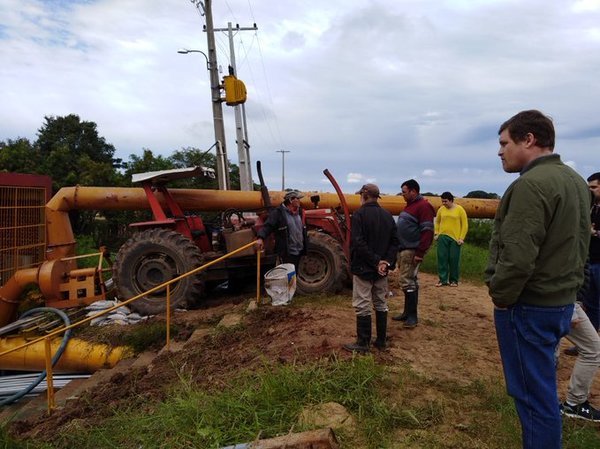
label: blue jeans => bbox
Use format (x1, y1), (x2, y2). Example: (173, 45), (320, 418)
(494, 303), (573, 449)
(582, 262), (600, 331)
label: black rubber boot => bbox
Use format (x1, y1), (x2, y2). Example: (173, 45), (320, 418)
(373, 310), (388, 350)
(403, 289), (419, 328)
(391, 294), (409, 321)
(343, 315), (371, 353)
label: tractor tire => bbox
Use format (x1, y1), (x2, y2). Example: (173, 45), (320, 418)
(113, 228), (205, 315)
(297, 231), (349, 295)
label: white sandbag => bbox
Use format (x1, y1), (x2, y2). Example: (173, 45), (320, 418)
(264, 263), (297, 306)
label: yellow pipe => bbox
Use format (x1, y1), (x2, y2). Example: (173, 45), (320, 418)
(0, 336), (133, 373)
(0, 187), (498, 324)
(0, 267), (39, 327)
(44, 186), (498, 260)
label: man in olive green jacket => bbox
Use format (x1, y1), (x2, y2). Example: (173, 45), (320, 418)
(485, 110), (590, 449)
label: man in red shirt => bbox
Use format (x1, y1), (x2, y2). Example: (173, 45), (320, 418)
(392, 179), (435, 328)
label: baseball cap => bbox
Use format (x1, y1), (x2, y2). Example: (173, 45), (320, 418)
(284, 190), (304, 201)
(356, 183), (381, 198)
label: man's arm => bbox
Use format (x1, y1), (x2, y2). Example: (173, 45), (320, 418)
(458, 205), (468, 244)
(255, 207), (280, 249)
(415, 202), (435, 260)
(488, 180), (547, 307)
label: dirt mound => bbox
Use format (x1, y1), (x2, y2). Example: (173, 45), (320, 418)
(9, 272), (592, 441)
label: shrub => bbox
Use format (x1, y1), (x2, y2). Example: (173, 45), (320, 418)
(467, 219), (493, 248)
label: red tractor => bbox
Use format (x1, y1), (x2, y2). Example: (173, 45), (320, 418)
(111, 166), (351, 315)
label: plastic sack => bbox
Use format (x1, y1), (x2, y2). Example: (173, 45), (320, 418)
(264, 263), (297, 306)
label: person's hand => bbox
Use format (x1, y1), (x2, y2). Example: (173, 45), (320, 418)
(434, 234), (439, 241)
(377, 260), (389, 276)
(413, 255), (423, 263)
(255, 238), (264, 251)
(457, 239), (464, 245)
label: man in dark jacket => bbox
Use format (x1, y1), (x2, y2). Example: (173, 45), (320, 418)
(343, 183), (399, 353)
(255, 190), (308, 273)
(581, 172), (600, 330)
(485, 110), (590, 449)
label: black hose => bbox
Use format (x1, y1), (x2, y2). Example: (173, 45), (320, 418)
(0, 307), (72, 406)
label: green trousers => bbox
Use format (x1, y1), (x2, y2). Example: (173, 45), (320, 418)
(437, 234), (462, 284)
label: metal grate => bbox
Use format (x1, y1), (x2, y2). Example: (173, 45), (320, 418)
(0, 186), (47, 286)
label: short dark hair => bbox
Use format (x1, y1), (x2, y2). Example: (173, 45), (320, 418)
(441, 191), (454, 201)
(588, 172), (600, 183)
(498, 110), (555, 150)
(401, 179), (420, 193)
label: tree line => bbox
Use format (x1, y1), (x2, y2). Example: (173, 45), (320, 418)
(0, 114), (245, 243)
(0, 114), (244, 193)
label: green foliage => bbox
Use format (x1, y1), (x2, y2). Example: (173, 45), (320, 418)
(74, 235), (102, 268)
(35, 114), (123, 191)
(466, 218), (494, 248)
(121, 149), (175, 183)
(121, 323), (178, 353)
(74, 320), (180, 354)
(0, 138), (40, 174)
(465, 190), (500, 199)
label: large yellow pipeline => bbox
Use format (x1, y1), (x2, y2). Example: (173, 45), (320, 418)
(0, 336), (132, 372)
(45, 186), (499, 260)
(0, 186), (499, 322)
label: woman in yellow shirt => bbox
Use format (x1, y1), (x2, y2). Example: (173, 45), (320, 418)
(434, 192), (468, 287)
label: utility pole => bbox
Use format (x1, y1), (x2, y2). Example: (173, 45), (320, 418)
(213, 22), (257, 192)
(201, 0), (230, 190)
(276, 150), (290, 191)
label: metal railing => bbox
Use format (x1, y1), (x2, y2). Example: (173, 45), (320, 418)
(0, 240), (263, 413)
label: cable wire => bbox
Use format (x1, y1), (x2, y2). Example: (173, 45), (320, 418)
(0, 307), (72, 406)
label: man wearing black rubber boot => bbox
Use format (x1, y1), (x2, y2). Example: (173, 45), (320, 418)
(392, 179), (435, 328)
(343, 184), (399, 353)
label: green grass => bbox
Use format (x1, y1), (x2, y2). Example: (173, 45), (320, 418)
(8, 355), (600, 449)
(74, 322), (180, 354)
(420, 241), (489, 284)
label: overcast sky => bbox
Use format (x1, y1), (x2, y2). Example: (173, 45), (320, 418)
(1, 0), (599, 196)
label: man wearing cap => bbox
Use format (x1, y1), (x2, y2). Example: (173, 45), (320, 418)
(343, 183), (399, 353)
(255, 190), (308, 272)
(392, 179), (435, 328)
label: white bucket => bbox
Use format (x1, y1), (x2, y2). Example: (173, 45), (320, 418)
(264, 263), (297, 306)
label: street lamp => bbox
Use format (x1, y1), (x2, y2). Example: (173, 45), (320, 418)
(177, 48), (210, 70)
(178, 47), (231, 190)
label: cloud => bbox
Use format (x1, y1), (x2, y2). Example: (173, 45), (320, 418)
(1, 0), (599, 199)
(347, 173), (363, 184)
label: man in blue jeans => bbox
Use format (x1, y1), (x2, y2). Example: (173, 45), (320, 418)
(485, 110), (590, 449)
